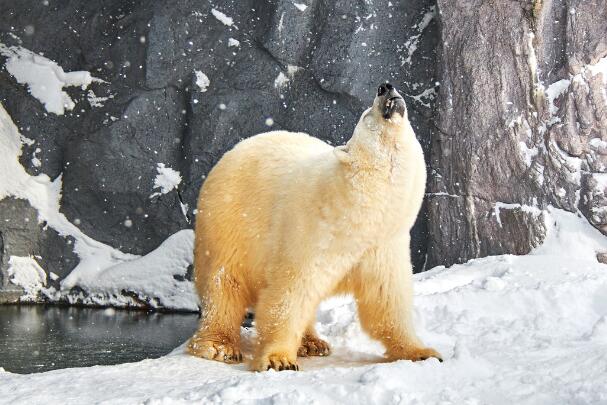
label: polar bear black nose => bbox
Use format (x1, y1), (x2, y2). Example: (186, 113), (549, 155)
(378, 84), (387, 96)
(377, 82), (394, 96)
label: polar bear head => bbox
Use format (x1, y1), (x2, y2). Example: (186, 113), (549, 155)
(336, 83), (410, 163)
(355, 83), (408, 137)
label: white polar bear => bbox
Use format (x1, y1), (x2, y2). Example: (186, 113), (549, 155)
(187, 83), (441, 371)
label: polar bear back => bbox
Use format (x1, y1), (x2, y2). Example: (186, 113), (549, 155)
(195, 131), (340, 283)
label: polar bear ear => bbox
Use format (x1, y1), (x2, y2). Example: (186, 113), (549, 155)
(333, 145), (353, 163)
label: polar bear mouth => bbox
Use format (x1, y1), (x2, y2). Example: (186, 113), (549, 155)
(382, 95), (406, 119)
(377, 83), (406, 120)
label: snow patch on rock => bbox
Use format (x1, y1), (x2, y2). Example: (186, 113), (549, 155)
(408, 87), (436, 108)
(544, 78), (570, 122)
(86, 89), (113, 108)
(194, 70), (210, 92)
(211, 9), (233, 26)
(518, 140), (538, 167)
(6, 256), (46, 300)
(274, 72), (290, 88)
(401, 6), (435, 66)
(493, 201), (542, 227)
(0, 43), (102, 115)
(150, 163), (182, 198)
(1, 103), (196, 309)
(274, 65), (300, 89)
(0, 105), (136, 296)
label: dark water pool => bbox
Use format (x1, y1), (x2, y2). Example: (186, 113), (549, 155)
(0, 305), (199, 374)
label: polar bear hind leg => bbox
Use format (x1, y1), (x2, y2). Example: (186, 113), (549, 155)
(187, 256), (249, 364)
(298, 320), (331, 357)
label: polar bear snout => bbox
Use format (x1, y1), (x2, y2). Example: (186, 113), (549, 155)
(377, 82), (394, 96)
(377, 82), (406, 120)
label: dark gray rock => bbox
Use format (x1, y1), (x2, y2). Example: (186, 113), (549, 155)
(60, 86), (189, 254)
(0, 198), (78, 302)
(0, 0), (438, 301)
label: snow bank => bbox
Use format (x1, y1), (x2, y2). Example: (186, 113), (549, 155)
(61, 230), (198, 311)
(1, 207), (606, 404)
(0, 43), (100, 115)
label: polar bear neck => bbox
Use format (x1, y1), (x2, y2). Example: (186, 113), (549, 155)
(343, 115), (414, 174)
(325, 124), (422, 242)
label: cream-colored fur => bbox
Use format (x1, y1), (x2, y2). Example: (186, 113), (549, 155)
(187, 89), (441, 371)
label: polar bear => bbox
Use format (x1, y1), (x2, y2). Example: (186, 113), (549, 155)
(187, 83), (442, 371)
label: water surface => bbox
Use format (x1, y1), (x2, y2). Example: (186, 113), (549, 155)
(0, 305), (199, 374)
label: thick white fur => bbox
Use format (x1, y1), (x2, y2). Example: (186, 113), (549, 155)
(187, 92), (441, 371)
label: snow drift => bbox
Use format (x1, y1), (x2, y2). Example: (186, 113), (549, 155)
(1, 207), (606, 404)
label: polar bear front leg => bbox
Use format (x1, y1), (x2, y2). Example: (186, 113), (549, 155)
(353, 234), (442, 362)
(251, 266), (342, 371)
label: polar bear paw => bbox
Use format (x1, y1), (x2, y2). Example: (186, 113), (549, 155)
(252, 352), (299, 371)
(298, 334), (331, 357)
(392, 346), (443, 363)
(187, 336), (243, 363)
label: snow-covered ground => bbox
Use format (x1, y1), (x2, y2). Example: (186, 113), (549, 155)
(1, 208), (606, 404)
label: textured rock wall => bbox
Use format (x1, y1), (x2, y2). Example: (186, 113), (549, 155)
(0, 0), (438, 302)
(427, 0), (607, 268)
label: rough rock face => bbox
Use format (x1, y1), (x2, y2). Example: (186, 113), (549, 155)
(0, 0), (438, 303)
(427, 0), (607, 268)
(0, 0), (605, 305)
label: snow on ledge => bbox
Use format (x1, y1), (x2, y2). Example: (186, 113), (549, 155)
(493, 201), (543, 227)
(0, 43), (103, 115)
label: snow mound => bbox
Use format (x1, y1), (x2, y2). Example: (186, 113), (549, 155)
(0, 43), (101, 115)
(60, 230), (198, 311)
(1, 208), (606, 404)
